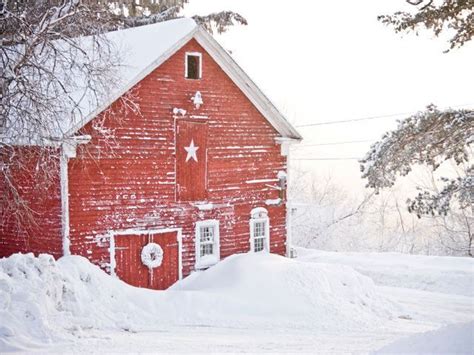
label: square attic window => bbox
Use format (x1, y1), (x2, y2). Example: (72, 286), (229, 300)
(185, 52), (202, 79)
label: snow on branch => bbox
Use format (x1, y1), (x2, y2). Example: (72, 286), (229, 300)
(192, 11), (248, 34)
(378, 0), (474, 51)
(360, 105), (473, 216)
(0, 1), (133, 232)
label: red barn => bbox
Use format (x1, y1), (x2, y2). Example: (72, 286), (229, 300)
(0, 18), (301, 289)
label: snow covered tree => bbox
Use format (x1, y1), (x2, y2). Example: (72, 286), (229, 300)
(360, 105), (473, 254)
(379, 0), (474, 51)
(361, 105), (473, 217)
(374, 2), (473, 254)
(1, 0), (122, 140)
(1, 0), (129, 229)
(104, 0), (247, 34)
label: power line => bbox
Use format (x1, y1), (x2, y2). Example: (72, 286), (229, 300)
(294, 139), (375, 147)
(293, 157), (361, 161)
(296, 111), (410, 128)
(295, 103), (474, 128)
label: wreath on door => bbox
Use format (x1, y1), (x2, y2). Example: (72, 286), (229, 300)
(141, 243), (164, 269)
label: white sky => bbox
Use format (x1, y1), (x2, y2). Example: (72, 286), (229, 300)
(182, 1), (474, 192)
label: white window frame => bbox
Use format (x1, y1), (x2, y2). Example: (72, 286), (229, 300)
(195, 219), (220, 269)
(185, 52), (202, 79)
(249, 207), (270, 253)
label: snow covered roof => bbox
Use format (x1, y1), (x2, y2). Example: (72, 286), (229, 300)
(74, 18), (301, 140)
(62, 18), (199, 137)
(24, 17), (301, 143)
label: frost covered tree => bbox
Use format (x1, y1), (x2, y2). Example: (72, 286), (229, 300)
(105, 0), (247, 34)
(0, 0), (130, 228)
(289, 171), (376, 251)
(361, 105), (473, 216)
(1, 0), (123, 143)
(374, 1), (473, 255)
(360, 105), (473, 255)
(379, 0), (474, 51)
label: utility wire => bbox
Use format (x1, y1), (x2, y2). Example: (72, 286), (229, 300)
(295, 103), (474, 128)
(296, 111), (410, 127)
(290, 103), (474, 159)
(293, 157), (361, 161)
(294, 139), (375, 147)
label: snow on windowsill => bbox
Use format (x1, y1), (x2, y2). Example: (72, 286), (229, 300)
(265, 198), (282, 206)
(194, 203), (214, 211)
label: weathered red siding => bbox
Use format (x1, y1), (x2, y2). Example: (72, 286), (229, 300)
(0, 148), (63, 258)
(68, 39), (287, 277)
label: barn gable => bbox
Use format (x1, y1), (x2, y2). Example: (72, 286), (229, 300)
(65, 18), (302, 143)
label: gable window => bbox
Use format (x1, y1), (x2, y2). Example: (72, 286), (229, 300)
(185, 52), (202, 79)
(250, 208), (270, 253)
(195, 220), (220, 269)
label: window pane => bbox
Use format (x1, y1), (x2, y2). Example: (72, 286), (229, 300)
(254, 221), (265, 238)
(254, 237), (264, 252)
(200, 243), (213, 257)
(187, 55), (200, 79)
(200, 226), (214, 243)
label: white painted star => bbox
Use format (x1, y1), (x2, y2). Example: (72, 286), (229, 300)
(184, 139), (199, 162)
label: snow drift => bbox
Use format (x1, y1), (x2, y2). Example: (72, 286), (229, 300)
(0, 252), (397, 351)
(173, 253), (397, 327)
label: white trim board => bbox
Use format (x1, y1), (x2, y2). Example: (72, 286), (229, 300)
(59, 146), (71, 256)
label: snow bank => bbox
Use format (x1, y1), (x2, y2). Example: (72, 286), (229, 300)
(173, 253), (397, 328)
(297, 248), (474, 297)
(0, 253), (160, 351)
(0, 252), (396, 351)
(374, 321), (474, 354)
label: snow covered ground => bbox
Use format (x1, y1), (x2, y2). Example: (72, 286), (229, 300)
(374, 320), (474, 354)
(1, 249), (473, 353)
(296, 247), (474, 296)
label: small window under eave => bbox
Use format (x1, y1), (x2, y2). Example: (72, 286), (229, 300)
(185, 52), (202, 80)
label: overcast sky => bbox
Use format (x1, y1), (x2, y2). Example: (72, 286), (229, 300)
(182, 1), (474, 192)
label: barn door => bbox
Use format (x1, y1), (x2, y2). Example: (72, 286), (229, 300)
(114, 231), (179, 290)
(176, 120), (208, 201)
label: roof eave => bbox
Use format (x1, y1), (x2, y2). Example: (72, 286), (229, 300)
(194, 28), (302, 140)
